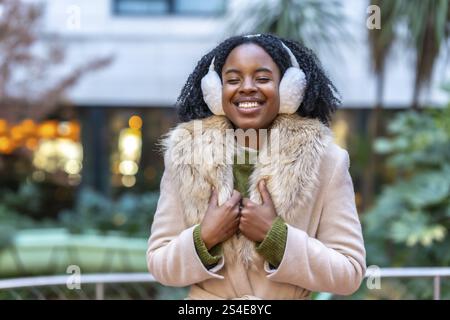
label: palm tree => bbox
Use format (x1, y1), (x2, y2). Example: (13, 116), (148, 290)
(364, 0), (397, 208)
(401, 0), (449, 109)
(224, 0), (347, 52)
(369, 0), (450, 110)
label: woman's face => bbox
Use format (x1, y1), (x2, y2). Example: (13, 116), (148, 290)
(221, 43), (281, 130)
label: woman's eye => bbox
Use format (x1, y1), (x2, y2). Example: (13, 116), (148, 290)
(256, 78), (270, 83)
(226, 79), (240, 84)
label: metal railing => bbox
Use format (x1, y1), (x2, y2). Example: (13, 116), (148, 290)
(0, 268), (449, 300)
(0, 273), (160, 300)
(364, 267), (450, 300)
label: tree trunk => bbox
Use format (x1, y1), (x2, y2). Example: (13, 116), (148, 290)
(363, 71), (384, 210)
(412, 75), (421, 111)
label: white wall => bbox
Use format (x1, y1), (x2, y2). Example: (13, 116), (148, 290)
(37, 0), (449, 108)
(39, 0), (225, 106)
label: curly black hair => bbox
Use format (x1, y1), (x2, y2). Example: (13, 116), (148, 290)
(176, 33), (340, 126)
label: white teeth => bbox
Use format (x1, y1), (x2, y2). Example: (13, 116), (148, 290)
(238, 101), (259, 108)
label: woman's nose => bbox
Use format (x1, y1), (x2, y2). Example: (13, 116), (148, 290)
(239, 77), (257, 94)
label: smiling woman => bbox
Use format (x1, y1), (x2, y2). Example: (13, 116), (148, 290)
(147, 33), (366, 300)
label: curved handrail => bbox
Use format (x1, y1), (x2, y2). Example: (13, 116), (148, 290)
(1, 268), (449, 299)
(0, 273), (155, 290)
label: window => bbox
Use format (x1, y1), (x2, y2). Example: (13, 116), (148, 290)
(113, 0), (226, 16)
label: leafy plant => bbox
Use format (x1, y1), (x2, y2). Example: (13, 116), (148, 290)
(0, 182), (159, 251)
(58, 188), (159, 237)
(362, 90), (450, 298)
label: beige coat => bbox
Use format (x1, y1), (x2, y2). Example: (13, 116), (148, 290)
(147, 114), (366, 300)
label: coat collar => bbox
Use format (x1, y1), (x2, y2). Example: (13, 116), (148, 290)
(162, 114), (332, 268)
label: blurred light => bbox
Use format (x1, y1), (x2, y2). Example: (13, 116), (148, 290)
(0, 136), (14, 154)
(121, 175), (136, 187)
(33, 138), (83, 176)
(58, 121), (71, 136)
(38, 121), (58, 139)
(25, 137), (38, 150)
(119, 160), (138, 175)
(58, 139), (82, 160)
(11, 126), (24, 142)
(118, 128), (142, 159)
(33, 156), (46, 169)
(115, 125), (142, 187)
(20, 119), (36, 136)
(68, 121), (81, 141)
(332, 118), (349, 149)
(0, 119), (8, 135)
(112, 160), (120, 174)
(38, 139), (55, 155)
(64, 159), (82, 175)
(129, 115), (143, 130)
(121, 133), (140, 154)
(46, 161), (58, 173)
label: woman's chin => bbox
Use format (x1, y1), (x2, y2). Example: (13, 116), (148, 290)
(232, 119), (263, 130)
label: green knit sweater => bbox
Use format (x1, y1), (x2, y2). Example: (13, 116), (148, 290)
(193, 147), (288, 269)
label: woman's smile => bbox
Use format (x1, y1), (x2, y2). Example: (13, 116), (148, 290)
(234, 98), (265, 114)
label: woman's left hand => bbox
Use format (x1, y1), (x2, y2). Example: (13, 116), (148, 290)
(239, 180), (277, 242)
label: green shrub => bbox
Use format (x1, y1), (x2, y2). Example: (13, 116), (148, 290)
(58, 188), (159, 237)
(362, 94), (450, 299)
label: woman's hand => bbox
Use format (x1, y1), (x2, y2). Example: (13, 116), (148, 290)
(239, 180), (277, 242)
(200, 188), (242, 250)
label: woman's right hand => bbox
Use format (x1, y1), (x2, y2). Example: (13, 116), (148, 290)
(200, 188), (242, 250)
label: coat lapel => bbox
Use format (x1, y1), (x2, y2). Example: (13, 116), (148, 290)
(162, 114), (332, 268)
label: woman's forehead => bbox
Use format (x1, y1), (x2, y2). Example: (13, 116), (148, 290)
(222, 43), (279, 73)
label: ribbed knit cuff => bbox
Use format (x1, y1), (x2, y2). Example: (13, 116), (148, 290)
(255, 216), (287, 268)
(193, 224), (222, 268)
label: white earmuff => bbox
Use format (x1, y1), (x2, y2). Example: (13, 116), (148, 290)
(200, 57), (225, 116)
(201, 39), (306, 115)
(278, 42), (307, 114)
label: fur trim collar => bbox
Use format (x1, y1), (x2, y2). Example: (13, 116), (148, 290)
(162, 114), (332, 268)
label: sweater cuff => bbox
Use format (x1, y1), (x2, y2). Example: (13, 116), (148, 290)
(193, 224), (223, 268)
(255, 216), (287, 269)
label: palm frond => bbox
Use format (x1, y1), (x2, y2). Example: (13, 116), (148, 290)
(224, 0), (348, 53)
(368, 0), (450, 108)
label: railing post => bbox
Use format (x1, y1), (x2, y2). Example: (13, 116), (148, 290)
(433, 276), (440, 300)
(96, 283), (104, 300)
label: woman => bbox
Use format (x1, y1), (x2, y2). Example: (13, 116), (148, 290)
(147, 33), (366, 300)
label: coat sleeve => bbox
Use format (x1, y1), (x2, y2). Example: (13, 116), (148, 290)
(146, 164), (225, 287)
(264, 148), (366, 295)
